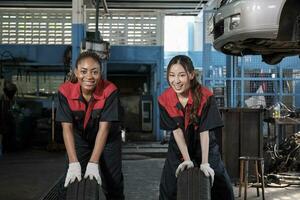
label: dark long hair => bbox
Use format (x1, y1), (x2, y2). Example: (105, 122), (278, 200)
(167, 55), (202, 124)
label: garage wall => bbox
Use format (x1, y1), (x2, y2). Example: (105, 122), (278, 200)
(0, 8), (163, 46)
(0, 44), (67, 65)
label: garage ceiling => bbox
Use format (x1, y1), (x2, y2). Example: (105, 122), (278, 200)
(0, 0), (212, 15)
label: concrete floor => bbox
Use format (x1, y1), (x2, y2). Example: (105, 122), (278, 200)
(0, 144), (299, 200)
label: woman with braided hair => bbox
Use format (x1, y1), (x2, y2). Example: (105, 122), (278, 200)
(158, 55), (234, 200)
(56, 51), (124, 199)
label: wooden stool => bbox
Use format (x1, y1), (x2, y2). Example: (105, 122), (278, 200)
(239, 157), (265, 200)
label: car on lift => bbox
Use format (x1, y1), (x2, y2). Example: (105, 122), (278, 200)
(212, 0), (300, 65)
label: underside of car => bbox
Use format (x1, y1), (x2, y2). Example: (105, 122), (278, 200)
(221, 38), (300, 65)
(215, 0), (300, 65)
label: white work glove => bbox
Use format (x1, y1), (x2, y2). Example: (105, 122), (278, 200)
(175, 160), (194, 177)
(200, 163), (215, 185)
(84, 162), (102, 185)
(64, 162), (82, 187)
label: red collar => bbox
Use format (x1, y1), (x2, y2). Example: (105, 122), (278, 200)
(166, 87), (193, 107)
(68, 80), (105, 100)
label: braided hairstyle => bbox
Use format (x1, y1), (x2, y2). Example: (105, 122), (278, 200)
(66, 50), (102, 83)
(167, 55), (202, 124)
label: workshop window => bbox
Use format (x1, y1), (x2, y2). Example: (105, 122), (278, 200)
(0, 8), (72, 44)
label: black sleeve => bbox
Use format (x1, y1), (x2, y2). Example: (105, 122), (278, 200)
(100, 90), (120, 122)
(56, 91), (73, 123)
(159, 103), (178, 130)
(198, 96), (223, 133)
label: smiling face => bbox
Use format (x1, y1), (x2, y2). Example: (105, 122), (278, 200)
(75, 57), (101, 95)
(168, 63), (194, 97)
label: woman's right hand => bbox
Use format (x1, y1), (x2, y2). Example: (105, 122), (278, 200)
(64, 162), (82, 187)
(175, 160), (194, 177)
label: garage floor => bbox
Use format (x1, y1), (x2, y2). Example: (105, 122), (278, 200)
(0, 144), (299, 200)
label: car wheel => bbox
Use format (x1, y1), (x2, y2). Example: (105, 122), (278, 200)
(262, 54), (284, 65)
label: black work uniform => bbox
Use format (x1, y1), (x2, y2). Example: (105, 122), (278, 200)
(56, 80), (124, 200)
(158, 86), (234, 200)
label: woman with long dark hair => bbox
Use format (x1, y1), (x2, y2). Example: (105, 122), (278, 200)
(158, 55), (234, 200)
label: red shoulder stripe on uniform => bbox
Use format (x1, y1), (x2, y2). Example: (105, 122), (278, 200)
(93, 80), (117, 99)
(197, 86), (213, 116)
(93, 80), (117, 109)
(58, 81), (81, 99)
(159, 88), (183, 118)
(58, 82), (85, 111)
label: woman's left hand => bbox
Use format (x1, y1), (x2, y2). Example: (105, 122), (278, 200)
(200, 163), (215, 185)
(84, 162), (102, 185)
